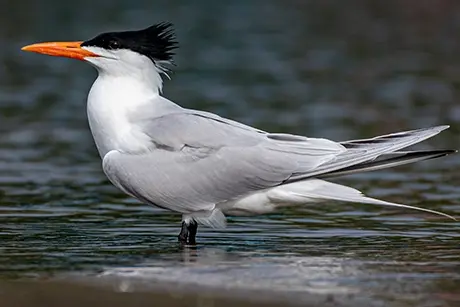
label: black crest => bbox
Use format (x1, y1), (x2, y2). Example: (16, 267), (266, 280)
(81, 22), (178, 63)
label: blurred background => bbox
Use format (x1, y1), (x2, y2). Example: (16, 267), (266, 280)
(0, 1), (459, 306)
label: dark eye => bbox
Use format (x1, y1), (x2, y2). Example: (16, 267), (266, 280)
(107, 40), (120, 49)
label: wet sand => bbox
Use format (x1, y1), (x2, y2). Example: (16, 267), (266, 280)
(0, 279), (366, 307)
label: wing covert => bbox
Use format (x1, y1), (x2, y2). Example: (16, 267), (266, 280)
(102, 111), (344, 213)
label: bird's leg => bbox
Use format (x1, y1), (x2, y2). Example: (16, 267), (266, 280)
(177, 220), (198, 245)
(187, 220), (198, 245)
(178, 221), (189, 244)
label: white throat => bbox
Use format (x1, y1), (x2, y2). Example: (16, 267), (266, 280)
(86, 73), (157, 158)
(82, 48), (180, 158)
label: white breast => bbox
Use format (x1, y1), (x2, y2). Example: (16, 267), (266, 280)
(86, 75), (156, 158)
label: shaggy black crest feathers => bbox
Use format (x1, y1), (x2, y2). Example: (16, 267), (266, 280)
(81, 22), (178, 63)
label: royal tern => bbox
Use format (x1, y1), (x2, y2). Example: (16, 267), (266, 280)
(22, 22), (457, 245)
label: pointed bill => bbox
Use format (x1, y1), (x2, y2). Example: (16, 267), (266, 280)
(21, 41), (99, 60)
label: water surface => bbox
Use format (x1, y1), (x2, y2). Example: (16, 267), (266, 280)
(0, 1), (459, 306)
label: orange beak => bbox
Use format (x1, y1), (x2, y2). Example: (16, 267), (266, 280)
(21, 41), (99, 61)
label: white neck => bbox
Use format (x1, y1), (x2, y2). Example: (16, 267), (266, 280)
(82, 49), (182, 158)
(86, 71), (162, 158)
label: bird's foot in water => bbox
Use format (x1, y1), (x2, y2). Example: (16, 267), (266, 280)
(178, 220), (198, 245)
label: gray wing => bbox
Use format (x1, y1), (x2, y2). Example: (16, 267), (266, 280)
(289, 125), (450, 181)
(103, 110), (448, 213)
(102, 111), (344, 213)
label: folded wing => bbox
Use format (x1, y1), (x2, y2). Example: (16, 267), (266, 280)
(102, 111), (343, 213)
(103, 111), (450, 214)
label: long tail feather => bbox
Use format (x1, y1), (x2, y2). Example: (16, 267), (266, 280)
(274, 179), (457, 221)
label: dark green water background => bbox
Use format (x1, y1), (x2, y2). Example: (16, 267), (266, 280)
(0, 1), (459, 306)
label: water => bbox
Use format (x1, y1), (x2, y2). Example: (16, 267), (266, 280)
(1, 1), (459, 306)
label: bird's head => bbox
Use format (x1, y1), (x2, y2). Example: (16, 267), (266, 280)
(21, 22), (178, 79)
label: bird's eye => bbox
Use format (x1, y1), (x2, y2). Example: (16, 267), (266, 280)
(108, 40), (120, 49)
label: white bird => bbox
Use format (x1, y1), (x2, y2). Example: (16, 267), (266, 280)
(22, 22), (457, 245)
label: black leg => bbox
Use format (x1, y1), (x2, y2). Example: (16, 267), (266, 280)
(177, 220), (198, 245)
(178, 221), (189, 244)
(187, 221), (198, 245)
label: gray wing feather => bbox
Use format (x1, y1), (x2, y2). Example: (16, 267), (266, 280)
(103, 146), (292, 213)
(287, 125), (450, 181)
(103, 111), (343, 213)
(103, 110), (448, 213)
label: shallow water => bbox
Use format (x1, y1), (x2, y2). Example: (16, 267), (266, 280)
(1, 1), (460, 306)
